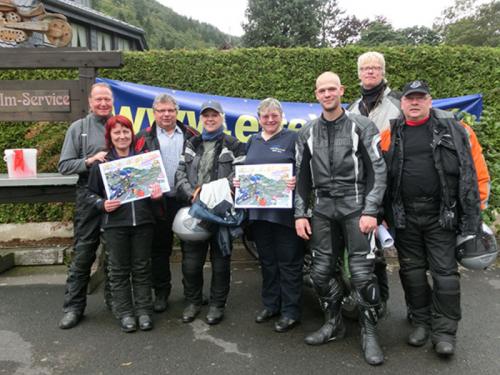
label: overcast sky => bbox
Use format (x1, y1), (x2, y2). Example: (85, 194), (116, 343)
(156, 0), (476, 37)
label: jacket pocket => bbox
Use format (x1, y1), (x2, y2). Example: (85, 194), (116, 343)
(439, 140), (459, 177)
(217, 152), (235, 178)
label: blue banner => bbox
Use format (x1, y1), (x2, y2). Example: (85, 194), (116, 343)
(97, 78), (483, 143)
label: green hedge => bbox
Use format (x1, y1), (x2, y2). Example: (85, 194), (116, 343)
(1, 46), (498, 223)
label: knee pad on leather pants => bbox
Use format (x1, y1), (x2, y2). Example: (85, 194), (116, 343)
(349, 256), (379, 305)
(311, 272), (343, 307)
(310, 252), (336, 296)
(356, 276), (380, 306)
(400, 268), (431, 310)
(432, 274), (461, 320)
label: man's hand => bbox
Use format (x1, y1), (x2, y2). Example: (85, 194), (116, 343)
(295, 218), (312, 240)
(286, 176), (296, 191)
(232, 178), (240, 188)
(86, 151), (108, 166)
(359, 215), (377, 234)
(104, 199), (121, 212)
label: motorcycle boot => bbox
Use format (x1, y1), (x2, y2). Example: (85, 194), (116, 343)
(305, 299), (346, 345)
(360, 306), (384, 366)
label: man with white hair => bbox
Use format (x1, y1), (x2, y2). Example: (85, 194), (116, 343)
(349, 51), (401, 132)
(348, 51), (402, 316)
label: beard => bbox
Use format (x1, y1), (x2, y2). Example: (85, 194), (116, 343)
(321, 100), (340, 113)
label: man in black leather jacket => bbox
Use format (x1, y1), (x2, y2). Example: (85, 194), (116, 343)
(295, 72), (386, 366)
(135, 94), (198, 313)
(381, 81), (481, 357)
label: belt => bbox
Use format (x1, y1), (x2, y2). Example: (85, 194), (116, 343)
(403, 196), (439, 204)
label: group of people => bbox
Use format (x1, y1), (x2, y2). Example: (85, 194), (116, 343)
(56, 51), (490, 366)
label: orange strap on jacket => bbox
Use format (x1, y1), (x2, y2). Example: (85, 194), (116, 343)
(461, 122), (490, 210)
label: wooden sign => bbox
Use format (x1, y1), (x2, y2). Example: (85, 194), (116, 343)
(0, 90), (70, 112)
(0, 80), (83, 121)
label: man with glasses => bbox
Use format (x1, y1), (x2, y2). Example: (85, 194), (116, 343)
(380, 81), (481, 357)
(348, 51), (401, 317)
(135, 94), (198, 313)
(349, 51), (401, 132)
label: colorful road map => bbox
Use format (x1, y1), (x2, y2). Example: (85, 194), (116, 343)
(235, 163), (293, 209)
(99, 150), (170, 204)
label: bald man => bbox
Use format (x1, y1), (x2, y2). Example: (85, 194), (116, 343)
(295, 72), (387, 365)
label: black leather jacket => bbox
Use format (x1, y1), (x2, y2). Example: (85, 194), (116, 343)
(383, 108), (481, 235)
(175, 133), (245, 203)
(294, 110), (387, 218)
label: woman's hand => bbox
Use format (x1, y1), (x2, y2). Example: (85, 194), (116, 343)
(104, 199), (121, 212)
(191, 186), (201, 203)
(149, 183), (163, 200)
(286, 176), (296, 191)
(232, 178), (240, 188)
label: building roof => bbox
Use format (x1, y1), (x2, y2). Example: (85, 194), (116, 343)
(44, 0), (148, 49)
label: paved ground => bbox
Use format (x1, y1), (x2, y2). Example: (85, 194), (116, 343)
(0, 262), (499, 375)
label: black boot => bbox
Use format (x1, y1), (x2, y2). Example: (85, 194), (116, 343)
(360, 308), (384, 366)
(305, 300), (345, 345)
(153, 289), (169, 313)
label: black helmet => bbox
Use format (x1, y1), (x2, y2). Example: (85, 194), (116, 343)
(456, 223), (498, 270)
(172, 207), (212, 242)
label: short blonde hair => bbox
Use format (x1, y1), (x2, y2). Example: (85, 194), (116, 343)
(257, 97), (283, 116)
(357, 51), (386, 77)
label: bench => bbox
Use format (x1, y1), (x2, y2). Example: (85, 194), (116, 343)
(0, 173), (104, 292)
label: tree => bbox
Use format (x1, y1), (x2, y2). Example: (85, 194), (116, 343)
(317, 0), (344, 46)
(242, 0), (321, 47)
(357, 18), (409, 46)
(317, 0), (369, 47)
(400, 26), (441, 46)
(330, 15), (370, 46)
(357, 18), (440, 46)
(436, 1), (500, 47)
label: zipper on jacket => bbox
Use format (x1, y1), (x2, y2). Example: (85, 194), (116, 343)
(131, 201), (136, 226)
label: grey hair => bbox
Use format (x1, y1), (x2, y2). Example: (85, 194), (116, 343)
(152, 93), (179, 111)
(89, 82), (113, 98)
(357, 51), (386, 77)
(257, 97), (283, 116)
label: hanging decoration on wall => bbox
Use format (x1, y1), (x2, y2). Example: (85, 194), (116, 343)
(0, 0), (72, 47)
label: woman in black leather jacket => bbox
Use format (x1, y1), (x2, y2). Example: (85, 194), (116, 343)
(87, 115), (162, 333)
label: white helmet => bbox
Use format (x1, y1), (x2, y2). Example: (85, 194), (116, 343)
(172, 207), (212, 242)
(456, 223), (498, 270)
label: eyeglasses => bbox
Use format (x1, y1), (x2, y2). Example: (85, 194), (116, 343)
(360, 66), (382, 72)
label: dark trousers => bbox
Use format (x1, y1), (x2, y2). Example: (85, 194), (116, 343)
(375, 255), (389, 302)
(151, 197), (182, 295)
(395, 200), (460, 344)
(104, 224), (154, 318)
(63, 185), (102, 313)
(182, 237), (231, 308)
(310, 209), (379, 310)
(252, 220), (304, 320)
